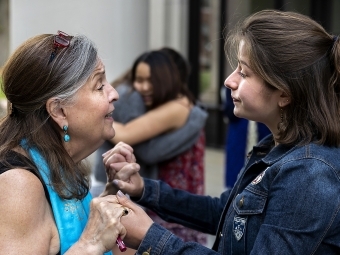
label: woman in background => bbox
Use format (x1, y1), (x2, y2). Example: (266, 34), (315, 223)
(109, 49), (207, 246)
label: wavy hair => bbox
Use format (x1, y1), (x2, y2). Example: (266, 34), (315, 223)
(0, 33), (98, 199)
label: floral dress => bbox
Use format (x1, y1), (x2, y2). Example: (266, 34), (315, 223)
(147, 130), (207, 245)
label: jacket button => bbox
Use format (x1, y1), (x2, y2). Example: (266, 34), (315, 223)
(239, 196), (244, 207)
(142, 247), (151, 255)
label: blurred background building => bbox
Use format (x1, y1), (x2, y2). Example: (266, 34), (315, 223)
(1, 0), (340, 148)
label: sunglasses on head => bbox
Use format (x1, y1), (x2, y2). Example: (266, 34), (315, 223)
(48, 30), (71, 64)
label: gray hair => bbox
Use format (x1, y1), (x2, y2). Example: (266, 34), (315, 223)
(3, 33), (98, 115)
(50, 34), (98, 106)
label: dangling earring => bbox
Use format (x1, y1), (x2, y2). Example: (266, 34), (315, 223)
(280, 108), (283, 124)
(63, 125), (70, 142)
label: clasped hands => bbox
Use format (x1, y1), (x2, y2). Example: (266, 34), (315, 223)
(98, 142), (153, 250)
(101, 141), (143, 197)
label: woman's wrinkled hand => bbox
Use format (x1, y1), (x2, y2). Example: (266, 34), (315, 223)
(103, 142), (136, 182)
(79, 195), (127, 253)
(101, 142), (144, 198)
(102, 142), (135, 163)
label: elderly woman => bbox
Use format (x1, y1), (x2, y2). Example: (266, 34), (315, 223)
(0, 31), (132, 254)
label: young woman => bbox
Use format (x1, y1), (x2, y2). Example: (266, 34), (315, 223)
(106, 10), (340, 254)
(0, 31), (129, 254)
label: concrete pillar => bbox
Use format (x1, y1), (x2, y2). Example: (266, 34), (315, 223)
(148, 0), (189, 57)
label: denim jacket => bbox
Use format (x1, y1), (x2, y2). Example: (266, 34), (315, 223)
(134, 135), (340, 254)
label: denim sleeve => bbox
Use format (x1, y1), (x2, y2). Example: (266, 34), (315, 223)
(133, 179), (230, 235)
(136, 223), (219, 255)
(133, 106), (208, 164)
(250, 158), (340, 254)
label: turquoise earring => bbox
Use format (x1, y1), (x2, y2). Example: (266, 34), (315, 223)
(63, 125), (70, 142)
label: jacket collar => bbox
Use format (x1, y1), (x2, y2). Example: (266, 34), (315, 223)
(254, 134), (299, 165)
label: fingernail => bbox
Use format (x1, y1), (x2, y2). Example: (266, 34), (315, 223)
(113, 179), (119, 186)
(117, 190), (125, 197)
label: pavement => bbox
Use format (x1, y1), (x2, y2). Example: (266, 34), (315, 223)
(204, 147), (225, 198)
(202, 147), (225, 247)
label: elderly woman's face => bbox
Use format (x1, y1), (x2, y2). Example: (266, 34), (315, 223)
(63, 59), (119, 161)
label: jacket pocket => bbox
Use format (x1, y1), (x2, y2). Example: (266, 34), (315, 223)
(233, 188), (267, 215)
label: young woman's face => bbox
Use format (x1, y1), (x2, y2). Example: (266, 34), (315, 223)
(63, 59), (119, 161)
(133, 62), (153, 107)
(224, 40), (282, 132)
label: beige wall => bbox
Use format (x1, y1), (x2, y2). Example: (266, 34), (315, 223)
(8, 0), (189, 82)
(0, 0), (9, 67)
(9, 0), (149, 82)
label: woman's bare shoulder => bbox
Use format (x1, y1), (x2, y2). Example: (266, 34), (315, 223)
(0, 168), (58, 254)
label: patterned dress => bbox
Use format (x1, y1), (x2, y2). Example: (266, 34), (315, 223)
(147, 130), (207, 245)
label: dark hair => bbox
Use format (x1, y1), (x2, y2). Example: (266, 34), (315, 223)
(160, 47), (190, 84)
(130, 50), (192, 109)
(0, 33), (98, 199)
(226, 10), (340, 146)
(160, 47), (195, 103)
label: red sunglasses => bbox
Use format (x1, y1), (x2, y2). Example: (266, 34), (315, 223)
(48, 30), (71, 64)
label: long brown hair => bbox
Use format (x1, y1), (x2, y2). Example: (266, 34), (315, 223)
(0, 33), (98, 199)
(226, 10), (340, 147)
